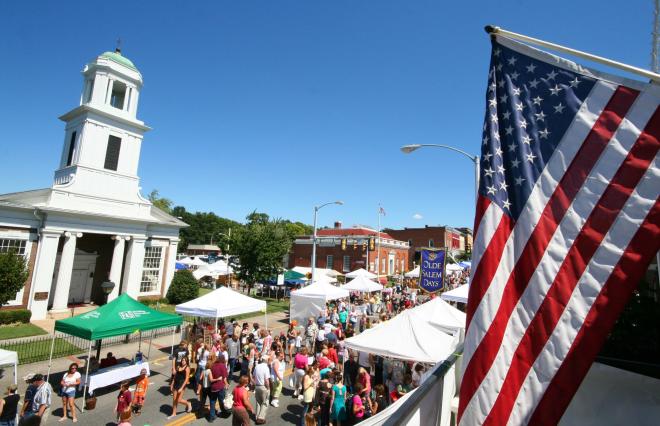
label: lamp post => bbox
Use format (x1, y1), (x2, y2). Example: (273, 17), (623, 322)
(311, 201), (344, 285)
(96, 280), (115, 359)
(400, 144), (480, 203)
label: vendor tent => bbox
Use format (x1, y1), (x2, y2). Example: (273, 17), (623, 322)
(51, 294), (182, 411)
(344, 308), (459, 363)
(407, 297), (466, 333)
(405, 266), (420, 278)
(291, 266), (342, 280)
(175, 287), (267, 320)
(177, 256), (194, 265)
(290, 280), (349, 324)
(55, 294), (182, 340)
(341, 275), (384, 292)
(193, 261), (233, 280)
(446, 263), (463, 272)
(0, 349), (18, 385)
(345, 268), (378, 279)
(441, 284), (469, 304)
(458, 261), (472, 269)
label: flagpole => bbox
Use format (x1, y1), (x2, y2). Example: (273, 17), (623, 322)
(377, 206), (382, 281)
(485, 25), (660, 83)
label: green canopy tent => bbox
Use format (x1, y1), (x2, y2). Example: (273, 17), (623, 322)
(47, 294), (182, 411)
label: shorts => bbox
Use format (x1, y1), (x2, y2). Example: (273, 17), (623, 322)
(62, 388), (76, 398)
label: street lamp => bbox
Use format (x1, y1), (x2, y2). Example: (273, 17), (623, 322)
(400, 144), (480, 203)
(97, 280), (115, 359)
(311, 201), (344, 284)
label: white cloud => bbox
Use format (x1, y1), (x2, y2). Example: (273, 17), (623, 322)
(413, 213), (423, 220)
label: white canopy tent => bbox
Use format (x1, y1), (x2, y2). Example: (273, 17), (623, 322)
(407, 297), (466, 333)
(446, 263), (463, 272)
(440, 284), (469, 304)
(341, 275), (384, 293)
(193, 261), (234, 280)
(291, 266), (342, 280)
(175, 287), (268, 325)
(404, 266), (420, 278)
(0, 349), (18, 385)
(344, 308), (459, 363)
(177, 256), (194, 265)
(290, 280), (349, 324)
(345, 268), (378, 280)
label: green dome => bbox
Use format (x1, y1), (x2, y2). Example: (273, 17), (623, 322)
(100, 51), (138, 71)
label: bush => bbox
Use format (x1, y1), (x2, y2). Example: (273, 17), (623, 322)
(166, 270), (199, 305)
(140, 297), (169, 306)
(0, 250), (28, 307)
(0, 309), (31, 325)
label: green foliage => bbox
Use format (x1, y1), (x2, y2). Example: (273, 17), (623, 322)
(454, 251), (471, 262)
(231, 211), (292, 285)
(0, 309), (31, 325)
(282, 220), (314, 240)
(172, 206), (242, 253)
(166, 270), (199, 304)
(0, 250), (29, 307)
(148, 189), (173, 213)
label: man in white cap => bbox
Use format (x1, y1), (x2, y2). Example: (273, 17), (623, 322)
(252, 354), (271, 424)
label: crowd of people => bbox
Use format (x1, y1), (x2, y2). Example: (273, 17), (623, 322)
(1, 283), (438, 426)
(159, 284), (430, 426)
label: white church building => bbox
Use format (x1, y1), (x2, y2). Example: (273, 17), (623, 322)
(0, 49), (186, 320)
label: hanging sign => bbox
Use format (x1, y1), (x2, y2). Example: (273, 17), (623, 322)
(419, 248), (447, 293)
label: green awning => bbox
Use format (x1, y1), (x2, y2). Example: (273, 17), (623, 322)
(54, 294), (182, 340)
(284, 270), (305, 280)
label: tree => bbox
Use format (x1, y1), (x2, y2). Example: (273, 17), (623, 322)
(166, 270), (199, 304)
(231, 211), (292, 293)
(148, 189), (173, 213)
(172, 206), (242, 253)
(0, 250), (28, 306)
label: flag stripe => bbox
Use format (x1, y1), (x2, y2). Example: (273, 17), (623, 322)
(529, 197), (660, 425)
(458, 85), (639, 423)
(465, 90), (660, 426)
(462, 81), (618, 349)
(484, 106), (660, 425)
(473, 194), (492, 238)
(466, 206), (512, 328)
(510, 155), (660, 426)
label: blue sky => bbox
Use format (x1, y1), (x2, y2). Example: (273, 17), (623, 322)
(0, 1), (654, 230)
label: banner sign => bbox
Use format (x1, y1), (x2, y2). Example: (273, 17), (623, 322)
(419, 248), (446, 293)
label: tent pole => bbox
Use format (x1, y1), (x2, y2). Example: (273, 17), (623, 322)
(170, 327), (176, 359)
(265, 307), (268, 329)
(81, 341), (92, 413)
(147, 329), (153, 361)
(46, 333), (56, 383)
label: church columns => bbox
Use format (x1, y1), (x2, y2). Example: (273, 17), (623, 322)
(51, 232), (83, 312)
(121, 237), (146, 298)
(28, 230), (62, 320)
(162, 239), (179, 297)
(107, 235), (130, 302)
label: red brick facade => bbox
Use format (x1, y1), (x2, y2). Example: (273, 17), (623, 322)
(288, 226), (410, 275)
(385, 226), (470, 269)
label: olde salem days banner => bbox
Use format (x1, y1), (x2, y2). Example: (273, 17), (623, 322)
(419, 248), (447, 293)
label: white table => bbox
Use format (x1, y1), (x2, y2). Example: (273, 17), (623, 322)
(83, 362), (150, 395)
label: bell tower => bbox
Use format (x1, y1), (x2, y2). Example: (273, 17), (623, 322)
(50, 48), (153, 218)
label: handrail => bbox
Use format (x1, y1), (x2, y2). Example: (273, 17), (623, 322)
(383, 343), (464, 426)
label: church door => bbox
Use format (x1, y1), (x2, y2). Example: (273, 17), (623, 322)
(68, 269), (89, 304)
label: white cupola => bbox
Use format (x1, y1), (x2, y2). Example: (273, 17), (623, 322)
(49, 48), (153, 218)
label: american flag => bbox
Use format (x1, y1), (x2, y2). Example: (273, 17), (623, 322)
(458, 36), (660, 425)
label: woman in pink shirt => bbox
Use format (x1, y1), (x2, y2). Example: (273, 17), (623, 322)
(357, 367), (371, 396)
(292, 347), (309, 398)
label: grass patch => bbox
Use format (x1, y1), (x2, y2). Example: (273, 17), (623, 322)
(0, 323), (48, 340)
(0, 337), (83, 364)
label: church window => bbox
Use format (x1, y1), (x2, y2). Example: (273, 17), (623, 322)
(110, 81), (127, 109)
(104, 135), (121, 171)
(84, 79), (94, 103)
(0, 239), (27, 256)
(66, 131), (77, 167)
(140, 246), (163, 293)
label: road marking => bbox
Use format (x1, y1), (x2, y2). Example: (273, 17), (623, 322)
(164, 412), (196, 426)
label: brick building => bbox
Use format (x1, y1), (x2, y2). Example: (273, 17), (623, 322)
(385, 226), (471, 270)
(288, 222), (410, 277)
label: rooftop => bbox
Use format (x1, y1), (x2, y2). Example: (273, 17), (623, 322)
(99, 50), (138, 71)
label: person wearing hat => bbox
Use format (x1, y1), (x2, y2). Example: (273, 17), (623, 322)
(252, 354), (271, 424)
(19, 374), (36, 420)
(0, 384), (20, 426)
(28, 374), (52, 423)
